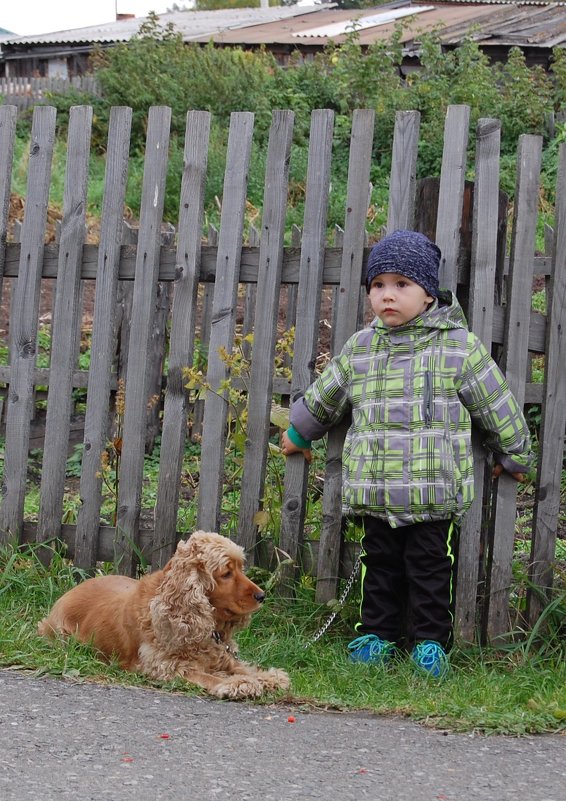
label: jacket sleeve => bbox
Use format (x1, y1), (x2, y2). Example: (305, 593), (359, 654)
(289, 346), (353, 443)
(458, 333), (532, 473)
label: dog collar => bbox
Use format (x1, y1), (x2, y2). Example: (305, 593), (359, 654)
(211, 630), (239, 659)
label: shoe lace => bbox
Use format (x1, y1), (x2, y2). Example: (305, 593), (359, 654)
(348, 634), (391, 655)
(415, 640), (447, 667)
(348, 634), (375, 651)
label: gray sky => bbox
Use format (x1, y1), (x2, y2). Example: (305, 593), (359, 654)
(2, 1), (173, 37)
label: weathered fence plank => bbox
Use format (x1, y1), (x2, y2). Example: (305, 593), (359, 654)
(197, 112), (254, 531)
(456, 118), (502, 641)
(1, 242), (554, 289)
(114, 220), (137, 387)
(0, 106), (56, 543)
(152, 110), (211, 569)
(144, 221), (175, 452)
(190, 224), (217, 441)
(36, 106), (92, 549)
(527, 141), (566, 624)
(485, 134), (542, 640)
(74, 107), (133, 570)
(436, 105), (470, 293)
(275, 110), (334, 581)
(283, 224), (301, 362)
(241, 223), (259, 361)
(115, 106), (172, 575)
(0, 106), (17, 310)
(387, 110), (420, 233)
(237, 109), (294, 555)
(316, 109), (375, 601)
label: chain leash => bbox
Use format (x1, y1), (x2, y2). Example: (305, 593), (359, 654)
(304, 552), (362, 649)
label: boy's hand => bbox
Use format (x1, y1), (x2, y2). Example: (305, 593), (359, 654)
(280, 430), (313, 464)
(492, 463), (528, 483)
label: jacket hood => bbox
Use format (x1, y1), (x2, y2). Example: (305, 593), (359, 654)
(370, 289), (468, 335)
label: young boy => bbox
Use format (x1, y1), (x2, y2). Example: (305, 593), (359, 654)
(281, 229), (531, 677)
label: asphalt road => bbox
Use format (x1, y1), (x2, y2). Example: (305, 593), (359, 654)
(1, 670), (564, 801)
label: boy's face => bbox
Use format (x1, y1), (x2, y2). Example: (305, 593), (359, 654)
(368, 272), (434, 327)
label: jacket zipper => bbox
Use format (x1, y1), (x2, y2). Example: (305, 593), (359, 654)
(424, 370), (433, 426)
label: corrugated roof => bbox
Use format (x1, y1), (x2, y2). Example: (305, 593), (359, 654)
(292, 5), (435, 38)
(188, 2), (566, 50)
(4, 2), (566, 54)
(1, 7), (323, 47)
(189, 4), (494, 47)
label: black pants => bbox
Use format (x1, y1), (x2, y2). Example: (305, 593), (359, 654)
(357, 517), (455, 649)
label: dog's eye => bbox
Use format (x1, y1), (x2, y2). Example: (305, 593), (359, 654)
(221, 570), (232, 580)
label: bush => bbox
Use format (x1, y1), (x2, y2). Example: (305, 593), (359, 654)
(21, 16), (566, 236)
(93, 13), (278, 149)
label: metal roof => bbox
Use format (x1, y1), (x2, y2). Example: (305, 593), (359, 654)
(292, 5), (435, 38)
(1, 7), (323, 47)
(186, 4), (493, 47)
(185, 2), (566, 50)
(3, 2), (566, 54)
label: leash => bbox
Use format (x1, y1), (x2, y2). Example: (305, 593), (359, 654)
(212, 630), (239, 659)
(304, 552), (362, 649)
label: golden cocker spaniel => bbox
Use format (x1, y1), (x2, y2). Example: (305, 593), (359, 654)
(38, 531), (290, 699)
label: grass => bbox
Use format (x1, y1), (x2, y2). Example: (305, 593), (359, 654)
(1, 544), (565, 736)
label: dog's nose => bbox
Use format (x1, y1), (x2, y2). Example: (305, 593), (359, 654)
(254, 591), (266, 603)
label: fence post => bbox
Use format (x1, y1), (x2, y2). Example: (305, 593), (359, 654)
(115, 106), (171, 575)
(152, 110), (211, 569)
(387, 110), (420, 233)
(190, 224), (216, 441)
(0, 106), (56, 544)
(197, 112), (254, 532)
(0, 105), (17, 313)
(241, 223), (259, 361)
(36, 105), (92, 554)
(484, 134), (542, 641)
(527, 142), (566, 624)
(315, 109), (375, 602)
(145, 223), (175, 455)
(238, 109), (294, 557)
(435, 105), (470, 293)
(271, 110), (334, 584)
(456, 118), (502, 642)
(74, 107), (133, 571)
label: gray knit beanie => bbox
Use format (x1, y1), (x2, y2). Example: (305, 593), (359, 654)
(365, 230), (441, 297)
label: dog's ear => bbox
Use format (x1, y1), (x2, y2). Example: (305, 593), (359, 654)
(151, 536), (216, 645)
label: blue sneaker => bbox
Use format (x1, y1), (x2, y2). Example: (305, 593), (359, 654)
(411, 640), (449, 678)
(348, 634), (395, 665)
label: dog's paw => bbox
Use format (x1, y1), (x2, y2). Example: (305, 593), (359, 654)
(212, 677), (265, 700)
(256, 667), (290, 692)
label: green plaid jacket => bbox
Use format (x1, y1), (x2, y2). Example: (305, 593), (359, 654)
(289, 292), (532, 527)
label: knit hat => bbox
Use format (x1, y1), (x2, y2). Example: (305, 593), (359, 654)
(365, 230), (441, 297)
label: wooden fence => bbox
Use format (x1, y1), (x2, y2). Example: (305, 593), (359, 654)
(0, 76), (100, 110)
(0, 103), (565, 644)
